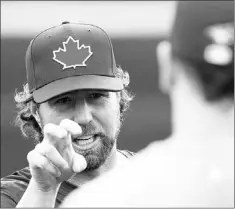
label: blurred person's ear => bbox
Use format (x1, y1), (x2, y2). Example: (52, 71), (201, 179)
(156, 41), (173, 94)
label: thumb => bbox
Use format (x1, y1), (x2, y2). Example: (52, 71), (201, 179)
(71, 153), (87, 173)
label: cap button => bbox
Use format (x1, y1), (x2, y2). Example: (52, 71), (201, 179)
(62, 21), (70, 24)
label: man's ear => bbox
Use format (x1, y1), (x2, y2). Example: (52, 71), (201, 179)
(156, 41), (174, 94)
(30, 102), (42, 128)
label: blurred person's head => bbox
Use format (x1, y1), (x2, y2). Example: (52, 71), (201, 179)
(14, 22), (134, 171)
(156, 1), (234, 135)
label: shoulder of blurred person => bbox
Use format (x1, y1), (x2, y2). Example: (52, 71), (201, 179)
(62, 135), (234, 207)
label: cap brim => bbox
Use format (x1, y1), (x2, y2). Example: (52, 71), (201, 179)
(33, 75), (124, 103)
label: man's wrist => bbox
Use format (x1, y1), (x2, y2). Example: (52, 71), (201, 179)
(29, 178), (61, 194)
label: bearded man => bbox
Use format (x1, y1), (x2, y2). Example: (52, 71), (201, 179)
(1, 21), (134, 208)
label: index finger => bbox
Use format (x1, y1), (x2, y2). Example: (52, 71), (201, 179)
(58, 119), (84, 167)
(43, 123), (72, 159)
(56, 119), (82, 150)
(43, 123), (68, 145)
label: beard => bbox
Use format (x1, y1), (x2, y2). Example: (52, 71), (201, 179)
(73, 121), (121, 171)
(78, 134), (115, 171)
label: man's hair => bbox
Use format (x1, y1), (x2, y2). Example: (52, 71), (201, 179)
(14, 67), (134, 144)
(172, 54), (234, 102)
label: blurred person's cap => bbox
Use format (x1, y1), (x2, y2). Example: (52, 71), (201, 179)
(170, 1), (234, 66)
(26, 21), (129, 103)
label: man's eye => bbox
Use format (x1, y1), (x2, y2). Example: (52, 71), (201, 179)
(88, 93), (108, 99)
(55, 97), (73, 104)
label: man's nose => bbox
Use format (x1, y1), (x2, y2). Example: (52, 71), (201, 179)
(72, 99), (92, 125)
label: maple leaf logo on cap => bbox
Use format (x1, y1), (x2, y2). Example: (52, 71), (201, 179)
(53, 36), (93, 69)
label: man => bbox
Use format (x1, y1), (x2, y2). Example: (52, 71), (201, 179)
(0, 22), (134, 207)
(62, 1), (234, 207)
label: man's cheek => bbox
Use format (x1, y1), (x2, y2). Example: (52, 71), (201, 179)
(104, 119), (118, 138)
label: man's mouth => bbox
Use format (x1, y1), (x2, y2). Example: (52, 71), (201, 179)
(72, 134), (99, 150)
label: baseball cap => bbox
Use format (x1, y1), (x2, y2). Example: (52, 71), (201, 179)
(26, 22), (128, 103)
(170, 1), (234, 66)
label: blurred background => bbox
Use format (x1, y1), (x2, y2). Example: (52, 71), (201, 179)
(1, 1), (176, 177)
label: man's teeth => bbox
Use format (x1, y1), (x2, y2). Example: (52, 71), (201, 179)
(76, 137), (94, 145)
(77, 135), (93, 140)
